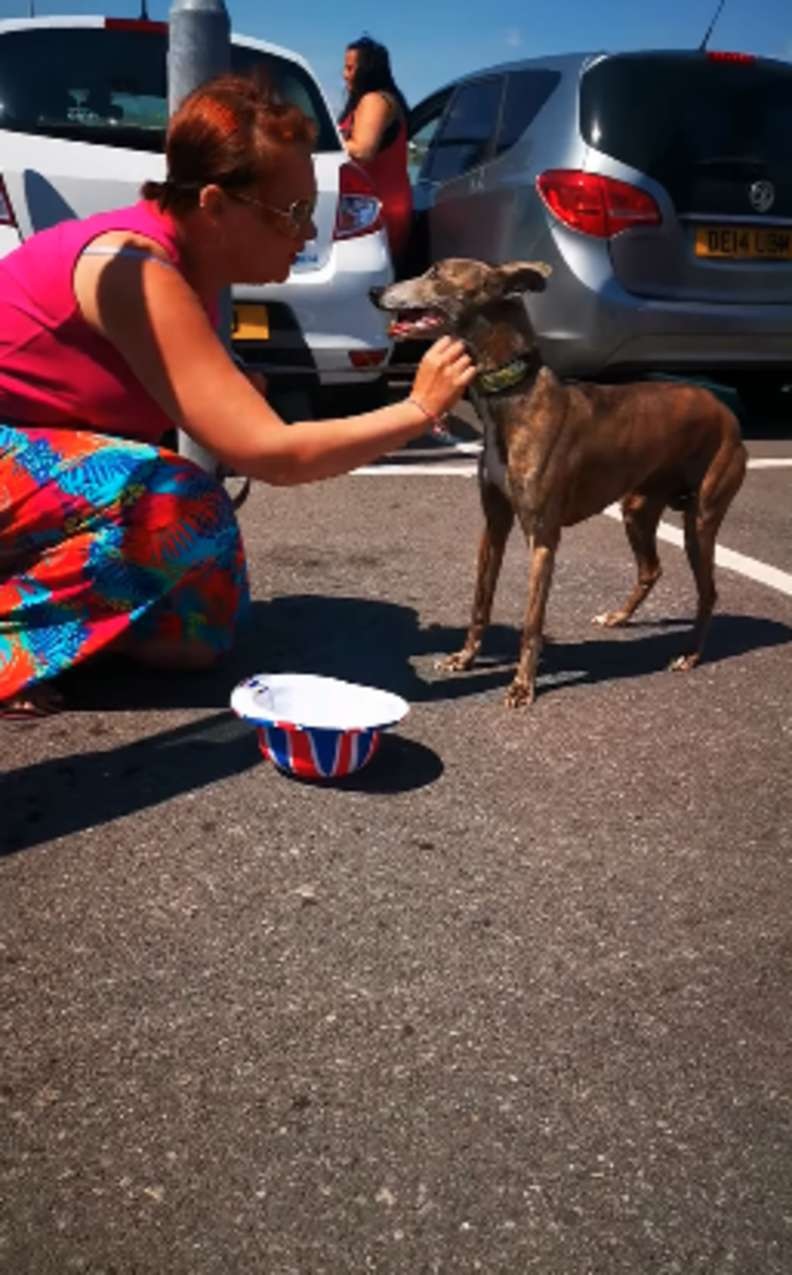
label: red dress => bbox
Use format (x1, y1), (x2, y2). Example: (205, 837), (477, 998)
(340, 98), (413, 262)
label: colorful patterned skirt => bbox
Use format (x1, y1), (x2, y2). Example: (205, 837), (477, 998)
(0, 424), (250, 700)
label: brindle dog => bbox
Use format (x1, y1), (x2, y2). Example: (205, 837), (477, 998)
(374, 259), (747, 707)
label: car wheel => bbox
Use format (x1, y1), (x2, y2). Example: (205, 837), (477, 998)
(733, 375), (791, 418)
(319, 378), (389, 418)
(267, 385), (318, 423)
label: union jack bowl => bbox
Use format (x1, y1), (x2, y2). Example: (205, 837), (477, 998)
(230, 673), (409, 781)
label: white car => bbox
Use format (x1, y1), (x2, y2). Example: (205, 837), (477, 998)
(0, 15), (394, 416)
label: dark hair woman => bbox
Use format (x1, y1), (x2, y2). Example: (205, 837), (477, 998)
(0, 74), (474, 718)
(339, 36), (413, 265)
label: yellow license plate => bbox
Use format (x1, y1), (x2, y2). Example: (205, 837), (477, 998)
(695, 226), (792, 260)
(232, 304), (269, 340)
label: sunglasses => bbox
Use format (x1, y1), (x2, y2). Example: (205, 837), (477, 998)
(233, 191), (317, 236)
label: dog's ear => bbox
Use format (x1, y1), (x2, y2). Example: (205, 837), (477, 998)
(492, 261), (552, 296)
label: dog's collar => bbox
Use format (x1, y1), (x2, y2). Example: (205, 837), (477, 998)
(476, 355), (534, 396)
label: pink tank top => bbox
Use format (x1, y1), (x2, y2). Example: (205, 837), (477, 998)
(0, 200), (213, 443)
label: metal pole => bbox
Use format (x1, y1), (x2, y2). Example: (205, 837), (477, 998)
(168, 0), (231, 472)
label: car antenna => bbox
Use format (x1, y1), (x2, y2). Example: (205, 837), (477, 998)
(700, 0), (727, 50)
(139, 0), (150, 16)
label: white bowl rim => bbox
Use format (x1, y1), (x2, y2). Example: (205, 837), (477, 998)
(231, 672), (409, 732)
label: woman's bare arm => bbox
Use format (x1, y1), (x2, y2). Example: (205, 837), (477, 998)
(73, 245), (474, 485)
(343, 92), (395, 162)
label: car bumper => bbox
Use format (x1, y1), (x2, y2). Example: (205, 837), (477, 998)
(232, 231), (394, 385)
(542, 293), (792, 378)
(535, 228), (792, 379)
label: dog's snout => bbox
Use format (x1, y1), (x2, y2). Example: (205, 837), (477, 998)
(369, 287), (385, 306)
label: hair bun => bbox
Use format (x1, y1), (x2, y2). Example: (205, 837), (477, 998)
(141, 178), (167, 200)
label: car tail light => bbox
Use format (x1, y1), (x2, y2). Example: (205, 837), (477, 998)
(706, 50), (755, 63)
(536, 170), (661, 238)
(334, 163), (383, 240)
(348, 349), (389, 368)
(0, 177), (17, 228)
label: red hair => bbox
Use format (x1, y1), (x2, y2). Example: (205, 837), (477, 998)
(142, 74), (316, 213)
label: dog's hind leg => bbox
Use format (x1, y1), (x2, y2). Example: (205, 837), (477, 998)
(670, 500), (716, 671)
(671, 441), (747, 671)
(439, 482), (514, 673)
(593, 492), (665, 628)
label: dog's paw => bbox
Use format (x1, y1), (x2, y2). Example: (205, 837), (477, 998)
(669, 652), (700, 672)
(505, 680), (534, 709)
(435, 651), (475, 674)
(592, 610), (629, 628)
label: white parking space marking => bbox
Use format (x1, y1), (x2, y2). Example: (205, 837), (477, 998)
(354, 454), (792, 597)
(601, 506), (792, 598)
(745, 458), (792, 468)
(355, 463), (477, 476)
(355, 456), (791, 478)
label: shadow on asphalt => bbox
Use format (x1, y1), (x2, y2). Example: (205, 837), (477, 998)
(432, 611), (792, 694)
(2, 602), (453, 854)
(1, 707), (444, 858)
(55, 598), (792, 715)
(57, 596), (464, 712)
(1, 710), (257, 857)
(4, 606), (788, 856)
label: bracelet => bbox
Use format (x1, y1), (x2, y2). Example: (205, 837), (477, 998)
(407, 396), (449, 434)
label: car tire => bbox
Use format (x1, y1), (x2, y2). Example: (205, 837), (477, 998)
(319, 377), (389, 418)
(268, 385), (318, 423)
(733, 375), (791, 418)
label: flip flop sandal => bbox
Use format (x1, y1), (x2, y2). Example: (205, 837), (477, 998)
(0, 685), (65, 722)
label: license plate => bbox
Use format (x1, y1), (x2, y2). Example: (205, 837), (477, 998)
(695, 226), (792, 260)
(232, 304), (269, 340)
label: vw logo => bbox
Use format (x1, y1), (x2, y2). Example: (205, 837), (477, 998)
(749, 180), (775, 213)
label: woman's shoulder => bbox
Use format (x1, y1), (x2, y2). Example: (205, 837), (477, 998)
(65, 201), (179, 259)
(78, 227), (175, 260)
(360, 88), (398, 113)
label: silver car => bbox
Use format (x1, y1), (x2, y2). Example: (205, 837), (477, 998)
(406, 50), (792, 411)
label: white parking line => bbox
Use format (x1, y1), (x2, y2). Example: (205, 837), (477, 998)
(356, 456), (792, 479)
(357, 452), (791, 476)
(353, 453), (792, 597)
(601, 506), (792, 597)
(355, 463), (476, 476)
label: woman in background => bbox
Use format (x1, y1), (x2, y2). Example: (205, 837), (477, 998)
(339, 36), (412, 268)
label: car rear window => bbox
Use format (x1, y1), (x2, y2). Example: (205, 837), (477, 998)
(580, 52), (792, 215)
(0, 26), (339, 153)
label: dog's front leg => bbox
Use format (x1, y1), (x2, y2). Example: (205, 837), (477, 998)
(507, 529), (559, 708)
(439, 483), (514, 674)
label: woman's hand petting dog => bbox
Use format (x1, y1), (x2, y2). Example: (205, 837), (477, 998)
(410, 336), (476, 421)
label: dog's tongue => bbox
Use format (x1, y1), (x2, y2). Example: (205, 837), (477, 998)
(389, 313), (443, 337)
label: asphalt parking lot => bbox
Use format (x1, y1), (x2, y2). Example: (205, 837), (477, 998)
(2, 389), (791, 1274)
